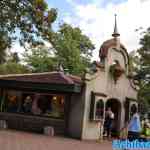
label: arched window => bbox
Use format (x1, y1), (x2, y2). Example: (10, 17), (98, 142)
(95, 99), (104, 120)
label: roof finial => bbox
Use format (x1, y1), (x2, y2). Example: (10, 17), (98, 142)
(112, 14), (120, 38)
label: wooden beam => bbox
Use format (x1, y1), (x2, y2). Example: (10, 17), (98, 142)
(0, 80), (82, 93)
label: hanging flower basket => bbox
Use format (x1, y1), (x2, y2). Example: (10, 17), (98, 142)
(109, 63), (124, 83)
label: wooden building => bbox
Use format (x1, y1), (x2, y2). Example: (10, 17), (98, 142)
(0, 72), (83, 137)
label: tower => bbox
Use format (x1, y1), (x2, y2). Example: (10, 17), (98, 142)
(112, 14), (120, 38)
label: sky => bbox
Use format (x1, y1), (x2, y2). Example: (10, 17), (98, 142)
(12, 0), (150, 61)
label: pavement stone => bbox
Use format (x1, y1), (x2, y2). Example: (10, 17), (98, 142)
(0, 130), (113, 150)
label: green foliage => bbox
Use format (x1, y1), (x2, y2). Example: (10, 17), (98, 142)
(0, 62), (30, 75)
(0, 1), (94, 76)
(132, 27), (150, 113)
(52, 23), (95, 75)
(9, 52), (20, 63)
(0, 50), (30, 75)
(128, 51), (140, 74)
(138, 84), (150, 114)
(137, 29), (150, 85)
(23, 24), (95, 75)
(23, 45), (56, 73)
(0, 0), (57, 62)
(0, 30), (9, 63)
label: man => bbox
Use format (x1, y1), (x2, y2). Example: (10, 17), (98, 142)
(104, 107), (114, 138)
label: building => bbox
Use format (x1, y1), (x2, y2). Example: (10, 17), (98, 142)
(80, 15), (138, 140)
(0, 71), (84, 136)
(0, 16), (138, 140)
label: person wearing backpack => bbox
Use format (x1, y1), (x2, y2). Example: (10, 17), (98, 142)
(104, 107), (114, 139)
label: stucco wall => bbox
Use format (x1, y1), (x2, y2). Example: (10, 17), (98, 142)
(81, 46), (137, 140)
(68, 92), (85, 139)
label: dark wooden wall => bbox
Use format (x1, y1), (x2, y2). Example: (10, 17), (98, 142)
(0, 112), (65, 135)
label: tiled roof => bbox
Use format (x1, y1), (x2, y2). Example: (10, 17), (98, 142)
(0, 72), (83, 85)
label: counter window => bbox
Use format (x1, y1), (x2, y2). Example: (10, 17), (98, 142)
(3, 90), (65, 119)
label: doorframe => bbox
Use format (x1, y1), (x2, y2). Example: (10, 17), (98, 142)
(105, 98), (122, 133)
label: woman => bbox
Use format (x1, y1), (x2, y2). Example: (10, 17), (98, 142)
(128, 107), (141, 141)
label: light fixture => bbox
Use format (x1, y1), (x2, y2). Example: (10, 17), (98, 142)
(53, 96), (57, 100)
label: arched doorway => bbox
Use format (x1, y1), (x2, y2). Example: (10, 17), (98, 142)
(105, 98), (121, 136)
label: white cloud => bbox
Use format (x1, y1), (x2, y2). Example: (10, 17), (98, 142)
(10, 0), (150, 61)
(11, 42), (25, 54)
(140, 0), (150, 2)
(64, 0), (150, 60)
(10, 41), (53, 59)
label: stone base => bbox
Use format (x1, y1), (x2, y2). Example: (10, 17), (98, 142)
(44, 126), (54, 136)
(0, 120), (7, 129)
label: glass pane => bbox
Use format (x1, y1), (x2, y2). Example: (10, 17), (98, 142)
(3, 90), (65, 119)
(95, 99), (104, 119)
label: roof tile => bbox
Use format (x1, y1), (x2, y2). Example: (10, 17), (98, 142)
(0, 72), (83, 85)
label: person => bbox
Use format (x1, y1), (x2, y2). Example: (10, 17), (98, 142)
(128, 107), (141, 141)
(141, 118), (150, 138)
(23, 96), (33, 113)
(120, 122), (128, 140)
(7, 96), (18, 112)
(31, 95), (41, 115)
(104, 107), (114, 138)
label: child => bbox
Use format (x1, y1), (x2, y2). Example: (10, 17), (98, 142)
(120, 122), (128, 140)
(142, 119), (150, 138)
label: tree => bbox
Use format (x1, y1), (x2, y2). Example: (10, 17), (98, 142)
(0, 0), (57, 62)
(129, 50), (140, 74)
(133, 28), (150, 114)
(23, 45), (56, 73)
(0, 31), (9, 63)
(23, 24), (95, 75)
(0, 62), (30, 75)
(0, 51), (30, 74)
(9, 52), (20, 63)
(52, 23), (95, 75)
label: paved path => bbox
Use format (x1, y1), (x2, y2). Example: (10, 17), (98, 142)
(0, 130), (113, 150)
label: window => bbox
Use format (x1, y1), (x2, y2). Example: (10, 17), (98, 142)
(35, 95), (64, 118)
(4, 90), (65, 119)
(7, 95), (19, 113)
(22, 94), (34, 114)
(95, 99), (104, 120)
(90, 92), (105, 121)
